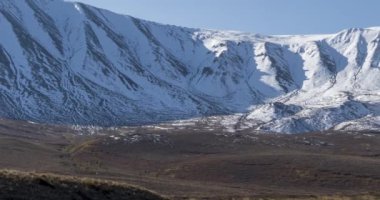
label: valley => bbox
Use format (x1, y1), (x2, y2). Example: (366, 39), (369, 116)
(0, 119), (379, 199)
(0, 1), (379, 199)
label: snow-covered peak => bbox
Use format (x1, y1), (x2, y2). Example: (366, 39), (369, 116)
(0, 0), (379, 133)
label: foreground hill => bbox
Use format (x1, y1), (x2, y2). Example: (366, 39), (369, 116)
(0, 0), (379, 133)
(0, 170), (164, 200)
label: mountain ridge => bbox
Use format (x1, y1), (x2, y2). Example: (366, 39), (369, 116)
(0, 0), (379, 133)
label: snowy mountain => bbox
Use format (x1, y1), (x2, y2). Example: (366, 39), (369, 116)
(0, 0), (379, 133)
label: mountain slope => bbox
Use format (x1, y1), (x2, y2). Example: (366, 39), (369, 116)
(0, 0), (379, 133)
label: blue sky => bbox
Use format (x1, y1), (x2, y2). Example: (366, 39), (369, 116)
(68, 0), (380, 35)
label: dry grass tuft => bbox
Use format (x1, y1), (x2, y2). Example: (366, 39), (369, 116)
(0, 169), (166, 200)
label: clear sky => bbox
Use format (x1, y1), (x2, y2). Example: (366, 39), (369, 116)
(67, 0), (380, 35)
